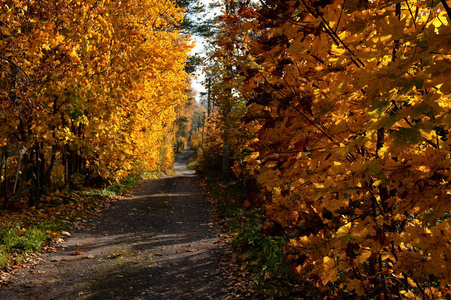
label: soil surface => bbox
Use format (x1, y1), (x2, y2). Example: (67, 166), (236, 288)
(0, 150), (240, 300)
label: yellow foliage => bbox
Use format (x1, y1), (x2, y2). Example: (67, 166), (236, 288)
(190, 131), (203, 150)
(0, 0), (192, 186)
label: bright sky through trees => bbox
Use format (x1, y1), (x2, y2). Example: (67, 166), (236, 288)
(187, 0), (222, 104)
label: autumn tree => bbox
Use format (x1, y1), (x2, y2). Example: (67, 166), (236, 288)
(210, 0), (451, 297)
(199, 0), (252, 178)
(0, 0), (191, 203)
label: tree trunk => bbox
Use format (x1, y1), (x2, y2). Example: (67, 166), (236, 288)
(222, 142), (230, 180)
(3, 147), (8, 209)
(207, 77), (211, 117)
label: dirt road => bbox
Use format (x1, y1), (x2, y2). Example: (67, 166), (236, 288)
(0, 150), (236, 299)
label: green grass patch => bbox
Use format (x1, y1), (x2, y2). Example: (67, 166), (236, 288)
(140, 171), (161, 180)
(0, 220), (70, 269)
(0, 249), (9, 268)
(204, 173), (298, 299)
(187, 157), (198, 170)
(86, 175), (139, 197)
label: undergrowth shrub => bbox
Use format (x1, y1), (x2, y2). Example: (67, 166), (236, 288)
(205, 174), (307, 299)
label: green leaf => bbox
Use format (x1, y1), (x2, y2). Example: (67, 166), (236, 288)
(393, 126), (422, 145)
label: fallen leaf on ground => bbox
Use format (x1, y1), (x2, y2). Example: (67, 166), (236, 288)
(71, 249), (83, 255)
(42, 246), (56, 252)
(55, 238), (65, 244)
(108, 253), (123, 259)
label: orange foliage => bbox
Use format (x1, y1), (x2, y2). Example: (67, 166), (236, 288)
(211, 0), (451, 297)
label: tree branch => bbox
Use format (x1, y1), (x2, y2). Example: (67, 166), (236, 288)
(441, 0), (451, 20)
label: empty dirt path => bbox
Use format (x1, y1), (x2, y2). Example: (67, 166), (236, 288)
(0, 150), (236, 299)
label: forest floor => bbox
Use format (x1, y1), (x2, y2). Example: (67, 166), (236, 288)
(0, 150), (247, 300)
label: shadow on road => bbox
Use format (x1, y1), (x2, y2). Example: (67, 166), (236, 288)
(0, 149), (231, 300)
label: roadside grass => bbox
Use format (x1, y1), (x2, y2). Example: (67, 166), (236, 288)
(203, 172), (300, 299)
(0, 220), (70, 269)
(86, 176), (140, 197)
(187, 154), (198, 170)
(0, 170), (163, 271)
(140, 171), (161, 180)
(85, 170), (162, 198)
